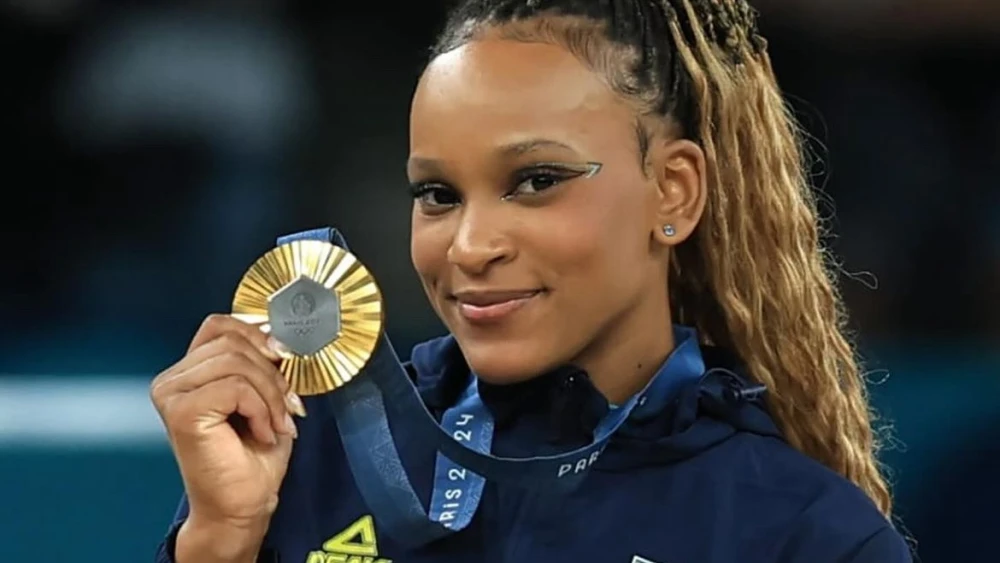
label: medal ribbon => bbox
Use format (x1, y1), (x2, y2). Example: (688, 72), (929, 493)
(277, 228), (704, 547)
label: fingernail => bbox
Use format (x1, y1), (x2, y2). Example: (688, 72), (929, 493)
(286, 392), (307, 418)
(267, 337), (295, 360)
(265, 429), (278, 445)
(284, 413), (298, 439)
(259, 345), (280, 361)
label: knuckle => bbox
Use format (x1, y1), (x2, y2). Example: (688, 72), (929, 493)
(218, 349), (249, 367)
(148, 371), (174, 407)
(254, 379), (283, 406)
(229, 374), (252, 392)
(228, 376), (259, 401)
(149, 381), (163, 406)
(232, 378), (270, 414)
(260, 372), (284, 397)
(267, 387), (286, 407)
(218, 331), (247, 350)
(202, 313), (228, 331)
(243, 393), (268, 415)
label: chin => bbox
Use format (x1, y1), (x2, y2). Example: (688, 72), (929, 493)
(458, 339), (555, 385)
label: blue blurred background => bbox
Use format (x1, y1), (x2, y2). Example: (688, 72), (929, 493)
(1, 1), (997, 562)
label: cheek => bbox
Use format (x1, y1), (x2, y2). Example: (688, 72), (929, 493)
(410, 212), (452, 284)
(537, 181), (646, 279)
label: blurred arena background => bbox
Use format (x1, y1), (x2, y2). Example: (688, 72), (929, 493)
(1, 1), (997, 561)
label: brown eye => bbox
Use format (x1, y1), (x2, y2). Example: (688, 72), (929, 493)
(516, 173), (560, 194)
(506, 166), (585, 199)
(409, 183), (461, 212)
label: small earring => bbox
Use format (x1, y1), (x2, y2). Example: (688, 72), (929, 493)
(662, 224), (676, 237)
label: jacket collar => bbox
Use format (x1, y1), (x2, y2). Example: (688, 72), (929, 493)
(410, 325), (715, 445)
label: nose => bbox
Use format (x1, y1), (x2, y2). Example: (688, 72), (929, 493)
(447, 205), (515, 275)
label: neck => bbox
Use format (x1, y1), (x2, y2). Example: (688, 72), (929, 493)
(574, 292), (676, 405)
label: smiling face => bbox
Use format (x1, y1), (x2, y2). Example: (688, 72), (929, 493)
(407, 29), (705, 395)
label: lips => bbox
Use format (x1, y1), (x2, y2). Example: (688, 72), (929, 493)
(451, 289), (542, 324)
(453, 290), (540, 306)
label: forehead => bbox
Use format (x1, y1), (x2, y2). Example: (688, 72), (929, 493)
(410, 38), (634, 152)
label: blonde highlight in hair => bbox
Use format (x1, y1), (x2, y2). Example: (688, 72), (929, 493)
(662, 0), (893, 516)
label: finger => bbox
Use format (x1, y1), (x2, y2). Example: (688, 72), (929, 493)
(186, 333), (304, 418)
(174, 376), (278, 446)
(160, 331), (288, 396)
(233, 378), (284, 445)
(152, 334), (304, 422)
(239, 392), (298, 444)
(270, 431), (296, 469)
(188, 314), (278, 359)
(163, 351), (292, 436)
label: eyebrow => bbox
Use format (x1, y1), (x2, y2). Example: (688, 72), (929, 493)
(407, 138), (582, 174)
(498, 138), (579, 156)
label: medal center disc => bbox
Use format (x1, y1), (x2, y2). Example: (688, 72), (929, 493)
(267, 275), (342, 356)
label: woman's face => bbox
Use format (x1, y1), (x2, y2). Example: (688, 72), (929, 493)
(407, 35), (699, 385)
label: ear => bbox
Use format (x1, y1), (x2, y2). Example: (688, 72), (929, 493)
(648, 138), (707, 246)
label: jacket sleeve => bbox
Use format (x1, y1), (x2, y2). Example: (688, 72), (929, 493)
(154, 495), (190, 563)
(154, 495), (281, 563)
(780, 523), (913, 563)
(778, 515), (913, 563)
(844, 526), (913, 563)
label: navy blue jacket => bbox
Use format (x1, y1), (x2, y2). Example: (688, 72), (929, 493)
(156, 330), (910, 563)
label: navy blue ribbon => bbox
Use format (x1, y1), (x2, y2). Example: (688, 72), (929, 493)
(277, 227), (702, 547)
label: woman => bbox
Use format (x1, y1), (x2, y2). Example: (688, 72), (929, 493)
(152, 0), (911, 561)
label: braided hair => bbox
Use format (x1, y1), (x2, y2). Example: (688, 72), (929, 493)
(429, 0), (895, 518)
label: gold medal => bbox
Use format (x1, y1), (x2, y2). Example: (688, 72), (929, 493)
(231, 239), (384, 396)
